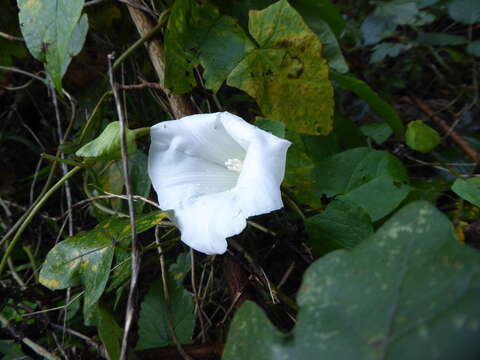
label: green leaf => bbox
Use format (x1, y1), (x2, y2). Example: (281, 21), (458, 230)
(39, 212), (168, 312)
(447, 0), (480, 24)
(307, 18), (348, 73)
(333, 112), (368, 149)
(305, 199), (373, 254)
(0, 340), (29, 360)
(417, 33), (468, 46)
(405, 120), (441, 153)
(17, 0), (88, 91)
(313, 147), (410, 221)
(370, 43), (406, 63)
(255, 118), (286, 138)
(97, 305), (123, 360)
(360, 122), (393, 145)
(284, 131), (320, 207)
(129, 151), (151, 214)
(452, 177), (480, 208)
(224, 201), (480, 360)
(332, 73), (404, 137)
(466, 41), (480, 57)
(289, 0), (348, 72)
(75, 122), (137, 161)
(291, 0), (345, 38)
(136, 253), (194, 350)
(227, 0), (334, 135)
(164, 0), (255, 93)
(360, 15), (397, 45)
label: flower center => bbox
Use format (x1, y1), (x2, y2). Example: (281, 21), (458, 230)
(224, 158), (243, 173)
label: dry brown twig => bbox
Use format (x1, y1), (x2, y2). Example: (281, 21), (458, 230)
(409, 96), (480, 165)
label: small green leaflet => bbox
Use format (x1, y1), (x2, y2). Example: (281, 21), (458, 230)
(405, 120), (441, 153)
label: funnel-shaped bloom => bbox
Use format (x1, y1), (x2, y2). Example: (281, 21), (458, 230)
(148, 112), (291, 255)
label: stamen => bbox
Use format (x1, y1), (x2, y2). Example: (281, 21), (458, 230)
(224, 158), (243, 173)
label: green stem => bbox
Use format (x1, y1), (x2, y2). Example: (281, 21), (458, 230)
(132, 127), (150, 138)
(41, 153), (87, 167)
(0, 166), (83, 277)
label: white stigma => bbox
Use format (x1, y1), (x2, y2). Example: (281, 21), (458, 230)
(224, 158), (243, 173)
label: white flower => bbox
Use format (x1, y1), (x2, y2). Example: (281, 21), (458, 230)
(148, 112), (291, 255)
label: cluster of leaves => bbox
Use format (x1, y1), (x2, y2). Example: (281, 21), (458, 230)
(0, 0), (479, 359)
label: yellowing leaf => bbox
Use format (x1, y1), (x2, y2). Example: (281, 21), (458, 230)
(227, 0), (334, 135)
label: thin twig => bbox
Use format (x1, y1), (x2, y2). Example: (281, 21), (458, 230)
(0, 31), (24, 41)
(0, 65), (46, 84)
(109, 54), (141, 360)
(0, 313), (61, 360)
(155, 226), (193, 360)
(409, 96), (480, 165)
(190, 249), (207, 343)
(116, 81), (163, 90)
(0, 166), (83, 276)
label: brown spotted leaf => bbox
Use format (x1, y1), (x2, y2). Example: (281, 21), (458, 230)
(39, 212), (168, 311)
(227, 0), (334, 135)
(223, 201), (480, 360)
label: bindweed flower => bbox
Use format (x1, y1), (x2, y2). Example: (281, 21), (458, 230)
(148, 112), (291, 255)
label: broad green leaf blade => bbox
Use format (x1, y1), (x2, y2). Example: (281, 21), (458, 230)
(452, 177), (480, 208)
(255, 118), (286, 138)
(39, 226), (115, 309)
(97, 305), (123, 360)
(39, 212), (168, 309)
(405, 120), (441, 153)
(466, 41), (480, 57)
(136, 253), (194, 350)
(164, 0), (255, 93)
(224, 201), (480, 360)
(305, 199), (373, 254)
(417, 33), (468, 46)
(447, 0), (480, 24)
(332, 72), (404, 137)
(289, 0), (348, 72)
(0, 340), (28, 360)
(223, 301), (288, 360)
(313, 147), (410, 221)
(75, 122), (137, 161)
(227, 0), (334, 135)
(17, 0), (88, 90)
(129, 151), (151, 213)
(360, 122), (393, 145)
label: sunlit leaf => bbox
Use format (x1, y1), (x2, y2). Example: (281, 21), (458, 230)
(405, 120), (441, 153)
(39, 212), (168, 312)
(227, 0), (334, 135)
(76, 122), (137, 161)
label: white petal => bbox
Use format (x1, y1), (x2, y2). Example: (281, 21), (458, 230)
(174, 190), (246, 255)
(148, 112), (291, 255)
(220, 112), (291, 217)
